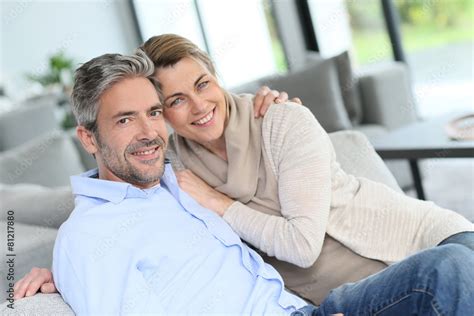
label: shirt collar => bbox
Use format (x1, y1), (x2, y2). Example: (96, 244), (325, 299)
(70, 162), (177, 204)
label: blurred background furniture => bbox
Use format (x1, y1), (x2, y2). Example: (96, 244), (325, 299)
(372, 111), (474, 200)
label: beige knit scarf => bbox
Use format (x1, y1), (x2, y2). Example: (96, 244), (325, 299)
(171, 92), (262, 203)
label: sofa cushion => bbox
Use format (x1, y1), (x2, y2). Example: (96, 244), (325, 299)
(353, 125), (414, 189)
(352, 123), (388, 139)
(0, 132), (85, 187)
(358, 62), (418, 129)
(306, 52), (363, 125)
(0, 183), (74, 229)
(0, 102), (59, 152)
(0, 222), (58, 299)
(262, 57), (352, 132)
(329, 130), (402, 192)
(332, 51), (363, 125)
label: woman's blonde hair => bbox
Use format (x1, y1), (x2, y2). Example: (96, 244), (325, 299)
(141, 34), (216, 76)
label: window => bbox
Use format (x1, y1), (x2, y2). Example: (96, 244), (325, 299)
(312, 0), (474, 117)
(394, 0), (474, 117)
(133, 0), (206, 50)
(344, 0), (393, 67)
(306, 0), (392, 67)
(132, 0), (286, 88)
(307, 0), (353, 58)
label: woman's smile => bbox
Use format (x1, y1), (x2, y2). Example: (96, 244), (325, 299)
(191, 107), (216, 127)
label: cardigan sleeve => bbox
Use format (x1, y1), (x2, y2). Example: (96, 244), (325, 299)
(223, 104), (333, 268)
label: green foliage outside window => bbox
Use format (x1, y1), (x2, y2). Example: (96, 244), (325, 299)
(396, 0), (472, 28)
(347, 0), (473, 65)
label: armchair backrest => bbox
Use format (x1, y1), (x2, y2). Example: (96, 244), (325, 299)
(329, 130), (402, 192)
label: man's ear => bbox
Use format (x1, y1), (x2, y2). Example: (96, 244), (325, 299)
(76, 126), (99, 155)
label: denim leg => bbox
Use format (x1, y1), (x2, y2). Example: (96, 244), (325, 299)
(438, 231), (474, 251)
(315, 244), (474, 316)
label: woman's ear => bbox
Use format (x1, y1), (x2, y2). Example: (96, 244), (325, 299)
(76, 126), (99, 155)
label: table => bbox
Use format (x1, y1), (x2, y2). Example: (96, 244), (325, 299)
(371, 112), (474, 200)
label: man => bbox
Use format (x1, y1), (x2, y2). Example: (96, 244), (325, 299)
(14, 51), (474, 315)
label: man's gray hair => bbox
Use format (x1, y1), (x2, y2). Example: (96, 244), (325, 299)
(71, 49), (155, 132)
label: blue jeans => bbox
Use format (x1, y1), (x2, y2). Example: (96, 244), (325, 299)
(292, 232), (474, 316)
(438, 231), (474, 251)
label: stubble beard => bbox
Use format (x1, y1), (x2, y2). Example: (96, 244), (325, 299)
(96, 132), (166, 186)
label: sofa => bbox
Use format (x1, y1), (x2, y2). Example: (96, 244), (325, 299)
(0, 53), (416, 313)
(0, 126), (402, 313)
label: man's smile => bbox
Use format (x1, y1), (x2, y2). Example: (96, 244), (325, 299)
(129, 145), (162, 162)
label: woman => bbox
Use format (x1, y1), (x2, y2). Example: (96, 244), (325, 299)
(143, 34), (473, 304)
(15, 34), (473, 306)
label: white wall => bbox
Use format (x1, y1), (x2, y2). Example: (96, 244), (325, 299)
(1, 0), (140, 100)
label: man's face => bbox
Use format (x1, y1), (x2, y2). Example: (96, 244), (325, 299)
(80, 77), (168, 188)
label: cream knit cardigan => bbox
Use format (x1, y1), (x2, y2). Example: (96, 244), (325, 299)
(220, 103), (473, 267)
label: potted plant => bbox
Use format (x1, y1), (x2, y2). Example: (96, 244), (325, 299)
(27, 51), (76, 129)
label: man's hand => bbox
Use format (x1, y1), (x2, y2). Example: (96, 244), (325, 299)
(253, 86), (302, 118)
(176, 169), (233, 216)
(13, 267), (57, 300)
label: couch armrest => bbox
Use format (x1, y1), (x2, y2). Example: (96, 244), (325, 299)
(0, 183), (73, 229)
(358, 62), (419, 130)
(329, 130), (402, 193)
(0, 222), (57, 298)
(0, 294), (73, 315)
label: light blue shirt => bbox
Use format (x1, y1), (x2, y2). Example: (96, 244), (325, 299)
(52, 163), (306, 315)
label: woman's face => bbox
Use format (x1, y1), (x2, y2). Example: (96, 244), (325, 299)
(155, 57), (227, 146)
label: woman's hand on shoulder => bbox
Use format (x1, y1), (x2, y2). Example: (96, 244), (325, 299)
(253, 86), (302, 118)
(176, 169), (234, 216)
